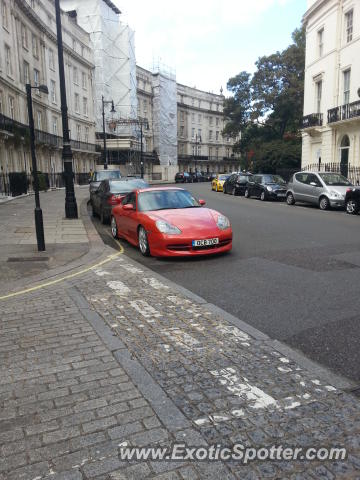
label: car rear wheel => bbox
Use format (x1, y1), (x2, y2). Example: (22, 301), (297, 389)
(286, 192), (295, 205)
(319, 196), (330, 210)
(244, 189), (250, 198)
(138, 226), (150, 256)
(260, 191), (267, 201)
(110, 216), (119, 239)
(346, 199), (360, 215)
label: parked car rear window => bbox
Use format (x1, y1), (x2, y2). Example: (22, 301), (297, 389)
(109, 179), (148, 193)
(262, 175), (286, 184)
(318, 173), (352, 186)
(95, 171), (121, 181)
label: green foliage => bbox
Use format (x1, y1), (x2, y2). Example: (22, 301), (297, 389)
(37, 172), (49, 192)
(223, 26), (305, 172)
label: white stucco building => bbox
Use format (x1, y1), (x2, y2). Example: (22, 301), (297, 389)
(0, 0), (98, 183)
(302, 0), (360, 183)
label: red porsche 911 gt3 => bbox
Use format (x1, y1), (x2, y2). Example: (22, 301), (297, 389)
(110, 187), (232, 257)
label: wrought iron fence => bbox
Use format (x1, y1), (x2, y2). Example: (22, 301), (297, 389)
(0, 172), (91, 197)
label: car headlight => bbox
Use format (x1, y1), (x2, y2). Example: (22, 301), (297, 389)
(266, 186), (273, 192)
(217, 214), (230, 230)
(329, 191), (343, 199)
(156, 220), (181, 235)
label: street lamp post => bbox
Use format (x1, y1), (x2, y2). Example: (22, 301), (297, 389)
(194, 133), (201, 175)
(26, 83), (48, 252)
(102, 97), (115, 170)
(55, 0), (78, 219)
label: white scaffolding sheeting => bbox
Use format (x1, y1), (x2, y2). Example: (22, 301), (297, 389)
(61, 0), (137, 134)
(152, 72), (177, 166)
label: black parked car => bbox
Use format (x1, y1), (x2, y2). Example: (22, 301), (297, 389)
(223, 173), (253, 195)
(175, 172), (191, 183)
(190, 172), (205, 182)
(90, 178), (149, 223)
(345, 187), (360, 214)
(89, 169), (121, 194)
(245, 174), (287, 201)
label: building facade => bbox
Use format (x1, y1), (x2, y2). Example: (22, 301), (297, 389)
(301, 0), (360, 183)
(0, 0), (98, 186)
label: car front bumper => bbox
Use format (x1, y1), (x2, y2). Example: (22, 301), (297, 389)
(329, 198), (345, 208)
(147, 230), (233, 257)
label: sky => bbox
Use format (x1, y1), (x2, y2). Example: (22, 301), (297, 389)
(116, 0), (307, 95)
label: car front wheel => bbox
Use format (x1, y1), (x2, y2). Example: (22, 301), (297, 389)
(286, 192), (295, 205)
(260, 191), (267, 201)
(319, 196), (330, 210)
(346, 198), (360, 215)
(138, 226), (150, 256)
(244, 189), (250, 198)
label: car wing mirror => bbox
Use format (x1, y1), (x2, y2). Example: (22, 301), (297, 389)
(123, 203), (135, 210)
(198, 199), (206, 206)
(310, 182), (318, 187)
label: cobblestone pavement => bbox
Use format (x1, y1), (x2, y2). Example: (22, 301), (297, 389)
(1, 252), (360, 479)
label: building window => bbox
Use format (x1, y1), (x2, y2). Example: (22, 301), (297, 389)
(191, 128), (195, 138)
(180, 111), (184, 122)
(180, 95), (184, 103)
(52, 116), (57, 135)
(216, 104), (219, 111)
(209, 116), (213, 126)
(0, 90), (3, 113)
(209, 147), (213, 158)
(216, 117), (219, 126)
(216, 147), (219, 158)
(191, 113), (195, 123)
(197, 129), (202, 139)
(36, 111), (42, 130)
(198, 100), (201, 108)
(21, 23), (28, 49)
(81, 45), (84, 57)
(209, 130), (213, 140)
(198, 114), (201, 123)
(50, 80), (56, 103)
(343, 69), (351, 104)
(73, 38), (76, 51)
(2, 1), (9, 29)
(32, 34), (39, 57)
(8, 96), (14, 119)
(23, 61), (30, 84)
(76, 124), (81, 141)
(83, 97), (88, 116)
(75, 93), (80, 113)
(345, 10), (353, 43)
(315, 80), (322, 113)
(318, 28), (324, 57)
(49, 49), (55, 70)
(5, 45), (12, 76)
(33, 68), (39, 87)
(216, 131), (219, 141)
(180, 125), (184, 137)
(85, 126), (89, 143)
(191, 98), (194, 106)
(82, 72), (87, 89)
(73, 67), (78, 84)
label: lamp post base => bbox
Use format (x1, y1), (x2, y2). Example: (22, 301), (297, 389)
(34, 207), (46, 251)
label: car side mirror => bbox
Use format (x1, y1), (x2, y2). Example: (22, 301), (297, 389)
(198, 199), (206, 206)
(310, 182), (319, 187)
(123, 203), (135, 210)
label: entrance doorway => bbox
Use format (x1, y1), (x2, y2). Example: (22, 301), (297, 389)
(340, 135), (350, 177)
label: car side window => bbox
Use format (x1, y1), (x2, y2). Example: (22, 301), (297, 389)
(306, 174), (321, 186)
(295, 173), (308, 184)
(126, 192), (136, 208)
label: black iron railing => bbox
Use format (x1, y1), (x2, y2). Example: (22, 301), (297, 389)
(328, 100), (360, 123)
(302, 113), (323, 128)
(0, 112), (97, 152)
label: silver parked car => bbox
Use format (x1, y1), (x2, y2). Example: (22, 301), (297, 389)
(286, 171), (353, 210)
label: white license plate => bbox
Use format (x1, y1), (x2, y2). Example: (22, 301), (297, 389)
(277, 193), (286, 197)
(192, 238), (219, 247)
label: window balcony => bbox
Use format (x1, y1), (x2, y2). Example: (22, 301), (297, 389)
(301, 113), (323, 129)
(328, 100), (360, 124)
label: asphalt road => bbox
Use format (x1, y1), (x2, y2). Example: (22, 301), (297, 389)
(90, 183), (360, 383)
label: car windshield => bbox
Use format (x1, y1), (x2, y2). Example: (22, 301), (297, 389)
(138, 189), (200, 212)
(218, 175), (229, 181)
(263, 175), (286, 185)
(110, 179), (148, 194)
(95, 171), (121, 181)
(319, 173), (352, 186)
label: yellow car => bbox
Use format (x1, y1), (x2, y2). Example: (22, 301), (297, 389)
(212, 174), (230, 192)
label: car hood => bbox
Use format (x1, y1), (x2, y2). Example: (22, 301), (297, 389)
(90, 181), (101, 190)
(146, 208), (224, 234)
(325, 185), (351, 195)
(266, 183), (287, 189)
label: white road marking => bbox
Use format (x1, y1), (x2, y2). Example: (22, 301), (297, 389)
(129, 300), (162, 318)
(106, 281), (131, 295)
(216, 324), (251, 342)
(142, 277), (170, 290)
(162, 327), (200, 349)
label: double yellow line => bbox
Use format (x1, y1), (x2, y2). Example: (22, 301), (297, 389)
(0, 240), (124, 301)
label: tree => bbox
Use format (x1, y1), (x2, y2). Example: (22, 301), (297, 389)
(223, 26), (305, 173)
